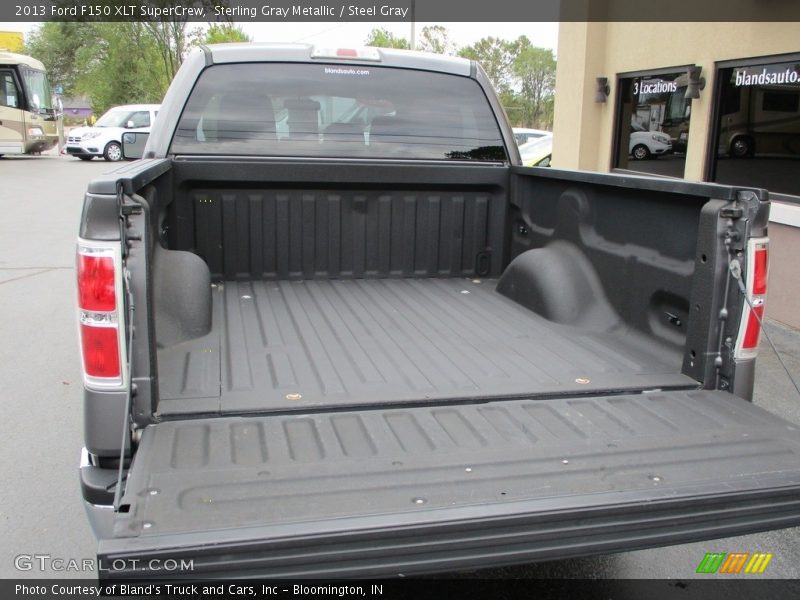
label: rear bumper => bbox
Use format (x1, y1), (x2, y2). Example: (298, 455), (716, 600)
(85, 500), (115, 540)
(98, 480), (800, 579)
(0, 140), (56, 154)
(80, 448), (117, 538)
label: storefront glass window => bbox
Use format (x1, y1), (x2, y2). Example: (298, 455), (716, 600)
(614, 71), (690, 177)
(712, 59), (800, 197)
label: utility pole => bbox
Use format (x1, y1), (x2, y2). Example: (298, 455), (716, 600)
(410, 0), (416, 49)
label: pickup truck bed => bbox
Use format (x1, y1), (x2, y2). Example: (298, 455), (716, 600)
(158, 277), (692, 415)
(82, 153), (795, 578)
(144, 158), (708, 417)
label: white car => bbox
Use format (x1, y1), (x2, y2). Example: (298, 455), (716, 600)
(519, 134), (553, 167)
(65, 104), (160, 161)
(513, 127), (550, 146)
(630, 122), (672, 160)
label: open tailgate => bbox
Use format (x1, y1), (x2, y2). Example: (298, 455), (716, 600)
(99, 390), (800, 578)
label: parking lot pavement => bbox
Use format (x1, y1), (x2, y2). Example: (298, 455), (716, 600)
(0, 154), (110, 579)
(0, 153), (798, 579)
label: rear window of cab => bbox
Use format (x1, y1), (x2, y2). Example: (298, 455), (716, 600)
(171, 63), (507, 161)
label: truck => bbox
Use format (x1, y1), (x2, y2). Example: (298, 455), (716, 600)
(77, 44), (800, 579)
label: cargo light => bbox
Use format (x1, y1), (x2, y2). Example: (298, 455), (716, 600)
(310, 46), (382, 61)
(76, 240), (127, 388)
(735, 239), (769, 360)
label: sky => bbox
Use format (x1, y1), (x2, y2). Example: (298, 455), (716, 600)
(240, 22), (559, 50)
(0, 21), (559, 52)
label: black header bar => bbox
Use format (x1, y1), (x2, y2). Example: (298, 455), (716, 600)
(4, 0), (800, 23)
(5, 578), (800, 600)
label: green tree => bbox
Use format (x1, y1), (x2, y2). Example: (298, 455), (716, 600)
(142, 0), (224, 81)
(511, 42), (556, 129)
(142, 20), (189, 82)
(75, 22), (168, 113)
(458, 37), (516, 94)
(25, 21), (168, 113)
(418, 25), (456, 55)
(456, 35), (556, 128)
(24, 22), (96, 98)
(199, 23), (252, 44)
(364, 28), (410, 49)
(364, 26), (456, 54)
(496, 92), (524, 127)
(25, 5), (244, 115)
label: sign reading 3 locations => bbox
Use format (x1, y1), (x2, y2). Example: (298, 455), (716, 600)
(633, 78), (679, 96)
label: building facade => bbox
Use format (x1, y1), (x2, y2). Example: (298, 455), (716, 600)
(552, 22), (800, 328)
(0, 31), (24, 53)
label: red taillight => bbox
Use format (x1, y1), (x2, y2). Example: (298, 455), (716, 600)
(80, 324), (121, 378)
(336, 48), (358, 58)
(736, 239), (769, 358)
(752, 246), (768, 296)
(77, 254), (116, 311)
(742, 303), (765, 349)
(77, 241), (125, 388)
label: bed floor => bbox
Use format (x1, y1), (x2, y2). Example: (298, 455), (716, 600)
(157, 278), (696, 415)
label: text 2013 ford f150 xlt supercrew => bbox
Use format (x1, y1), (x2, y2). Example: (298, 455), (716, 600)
(76, 44), (800, 579)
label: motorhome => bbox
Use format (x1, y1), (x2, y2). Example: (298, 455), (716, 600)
(0, 51), (61, 156)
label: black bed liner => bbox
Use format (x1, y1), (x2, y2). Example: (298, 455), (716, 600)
(157, 278), (693, 415)
(102, 389), (800, 578)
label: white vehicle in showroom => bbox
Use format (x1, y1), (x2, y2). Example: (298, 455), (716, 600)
(65, 104), (159, 161)
(630, 121), (672, 160)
